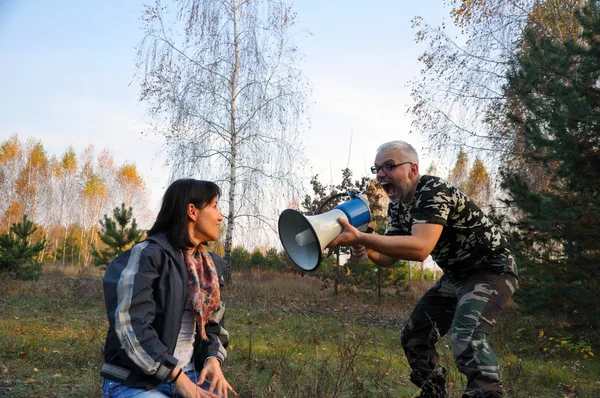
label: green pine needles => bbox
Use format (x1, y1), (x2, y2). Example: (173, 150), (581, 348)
(0, 215), (46, 280)
(501, 3), (600, 325)
(91, 203), (143, 268)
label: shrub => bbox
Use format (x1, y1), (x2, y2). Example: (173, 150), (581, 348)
(0, 214), (46, 279)
(90, 203), (143, 268)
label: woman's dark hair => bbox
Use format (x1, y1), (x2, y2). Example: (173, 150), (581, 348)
(148, 179), (221, 249)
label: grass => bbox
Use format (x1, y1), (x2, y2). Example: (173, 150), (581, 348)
(1, 267), (599, 397)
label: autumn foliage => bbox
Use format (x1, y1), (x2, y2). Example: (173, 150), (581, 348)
(0, 134), (150, 267)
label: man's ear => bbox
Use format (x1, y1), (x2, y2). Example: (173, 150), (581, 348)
(187, 203), (197, 221)
(410, 164), (419, 178)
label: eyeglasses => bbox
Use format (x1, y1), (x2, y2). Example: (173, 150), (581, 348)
(370, 161), (413, 175)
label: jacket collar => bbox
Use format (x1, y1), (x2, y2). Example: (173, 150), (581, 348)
(146, 233), (185, 266)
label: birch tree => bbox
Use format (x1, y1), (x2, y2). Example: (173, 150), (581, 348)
(410, 0), (585, 158)
(448, 149), (469, 190)
(448, 150), (493, 206)
(138, 0), (309, 281)
(115, 163), (153, 229)
(55, 147), (78, 264)
(465, 157), (492, 206)
(15, 140), (49, 225)
(0, 135), (24, 230)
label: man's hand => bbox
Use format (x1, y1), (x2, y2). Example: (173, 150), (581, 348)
(198, 357), (238, 398)
(327, 217), (361, 248)
(351, 244), (367, 259)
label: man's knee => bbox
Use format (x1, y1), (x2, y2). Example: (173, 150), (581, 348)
(451, 328), (499, 373)
(400, 318), (415, 349)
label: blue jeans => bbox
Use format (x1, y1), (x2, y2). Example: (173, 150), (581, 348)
(102, 364), (212, 397)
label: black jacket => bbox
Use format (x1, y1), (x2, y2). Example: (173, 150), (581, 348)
(101, 233), (228, 389)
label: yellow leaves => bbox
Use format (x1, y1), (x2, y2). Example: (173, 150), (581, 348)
(528, 0), (582, 42)
(539, 330), (595, 361)
(27, 142), (48, 169)
(448, 152), (493, 206)
(60, 147), (77, 172)
(4, 201), (24, 227)
(0, 134), (23, 165)
(418, 52), (435, 70)
(449, 0), (499, 28)
(82, 173), (107, 199)
(117, 163), (144, 187)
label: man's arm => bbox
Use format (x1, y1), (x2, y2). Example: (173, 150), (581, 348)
(329, 218), (443, 264)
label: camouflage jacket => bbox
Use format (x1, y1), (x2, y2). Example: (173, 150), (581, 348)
(385, 175), (517, 276)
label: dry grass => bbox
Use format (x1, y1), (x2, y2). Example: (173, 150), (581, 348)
(1, 267), (599, 397)
(226, 269), (426, 330)
(0, 266), (106, 397)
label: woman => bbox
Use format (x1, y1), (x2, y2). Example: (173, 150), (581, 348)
(101, 179), (237, 398)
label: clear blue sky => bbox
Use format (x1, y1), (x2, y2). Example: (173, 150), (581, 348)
(0, 0), (450, 211)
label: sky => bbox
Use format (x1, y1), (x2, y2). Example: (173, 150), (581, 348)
(0, 0), (450, 216)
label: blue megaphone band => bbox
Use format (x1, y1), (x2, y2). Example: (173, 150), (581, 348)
(334, 197), (371, 227)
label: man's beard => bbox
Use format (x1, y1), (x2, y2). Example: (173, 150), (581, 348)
(387, 184), (411, 204)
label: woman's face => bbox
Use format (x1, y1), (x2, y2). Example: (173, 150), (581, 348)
(189, 196), (224, 244)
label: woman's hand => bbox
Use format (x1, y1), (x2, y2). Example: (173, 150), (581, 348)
(174, 371), (219, 398)
(198, 357), (238, 398)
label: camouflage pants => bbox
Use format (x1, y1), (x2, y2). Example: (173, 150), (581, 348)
(400, 269), (518, 398)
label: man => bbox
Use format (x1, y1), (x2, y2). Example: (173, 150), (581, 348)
(328, 141), (517, 398)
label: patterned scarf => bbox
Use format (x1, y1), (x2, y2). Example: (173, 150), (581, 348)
(182, 246), (221, 341)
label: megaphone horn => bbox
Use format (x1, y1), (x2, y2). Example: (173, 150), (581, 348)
(278, 193), (372, 272)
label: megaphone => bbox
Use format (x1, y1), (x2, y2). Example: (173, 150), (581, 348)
(278, 193), (372, 272)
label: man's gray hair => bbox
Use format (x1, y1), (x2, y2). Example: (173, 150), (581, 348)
(376, 141), (419, 165)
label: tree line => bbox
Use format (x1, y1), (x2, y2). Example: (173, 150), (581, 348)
(0, 134), (151, 266)
(412, 0), (600, 326)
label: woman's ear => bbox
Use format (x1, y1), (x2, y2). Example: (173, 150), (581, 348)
(187, 203), (197, 221)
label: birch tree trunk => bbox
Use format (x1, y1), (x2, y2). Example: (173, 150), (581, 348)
(138, 0), (309, 283)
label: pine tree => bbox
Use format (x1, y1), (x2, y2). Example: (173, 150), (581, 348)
(91, 203), (143, 268)
(501, 2), (600, 325)
(0, 214), (46, 279)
